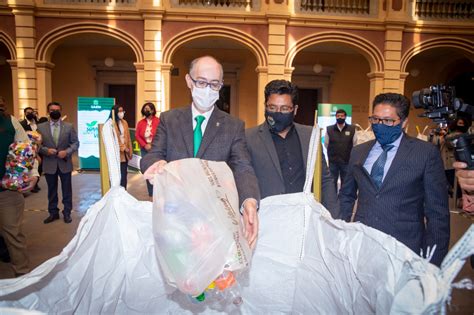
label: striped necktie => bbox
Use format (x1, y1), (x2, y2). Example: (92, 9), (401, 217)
(370, 144), (394, 189)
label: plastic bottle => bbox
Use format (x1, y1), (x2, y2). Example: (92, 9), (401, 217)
(187, 292), (205, 304)
(214, 271), (243, 306)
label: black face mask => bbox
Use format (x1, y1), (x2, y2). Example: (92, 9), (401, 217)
(336, 118), (345, 124)
(50, 110), (61, 120)
(144, 111), (152, 118)
(456, 125), (469, 133)
(265, 110), (295, 133)
(26, 113), (35, 121)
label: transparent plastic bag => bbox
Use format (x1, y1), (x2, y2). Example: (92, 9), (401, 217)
(354, 124), (375, 145)
(153, 158), (251, 297)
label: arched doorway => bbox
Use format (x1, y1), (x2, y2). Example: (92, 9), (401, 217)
(162, 26), (268, 127)
(285, 32), (384, 128)
(169, 38), (260, 127)
(49, 33), (138, 127)
(403, 47), (474, 133)
(0, 32), (15, 115)
(35, 22), (144, 127)
(290, 43), (372, 127)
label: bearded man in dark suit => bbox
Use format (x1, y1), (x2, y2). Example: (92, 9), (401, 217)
(245, 80), (338, 218)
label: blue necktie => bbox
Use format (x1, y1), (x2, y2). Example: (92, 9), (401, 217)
(370, 144), (394, 189)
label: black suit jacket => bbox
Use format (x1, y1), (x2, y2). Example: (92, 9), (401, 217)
(20, 119), (35, 132)
(246, 122), (339, 218)
(339, 134), (450, 266)
(140, 106), (260, 206)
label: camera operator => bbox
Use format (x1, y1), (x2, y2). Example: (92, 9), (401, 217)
(453, 161), (474, 212)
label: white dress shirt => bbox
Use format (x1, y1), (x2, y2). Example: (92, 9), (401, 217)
(191, 104), (214, 135)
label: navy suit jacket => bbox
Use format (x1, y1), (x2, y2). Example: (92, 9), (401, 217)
(140, 106), (260, 206)
(339, 134), (450, 266)
(246, 122), (339, 218)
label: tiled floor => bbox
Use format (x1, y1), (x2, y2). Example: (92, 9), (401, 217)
(0, 171), (472, 313)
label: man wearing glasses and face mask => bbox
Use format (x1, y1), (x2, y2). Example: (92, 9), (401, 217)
(245, 80), (339, 218)
(141, 56), (260, 249)
(339, 93), (449, 266)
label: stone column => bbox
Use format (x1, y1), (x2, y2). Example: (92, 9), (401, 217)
(383, 25), (404, 93)
(283, 67), (294, 82)
(161, 63), (172, 112)
(35, 61), (54, 117)
(256, 66), (268, 124)
(7, 60), (19, 117)
(11, 5), (37, 117)
(142, 12), (164, 113)
(266, 16), (288, 82)
(367, 71), (385, 104)
(134, 62), (144, 119)
(399, 72), (409, 94)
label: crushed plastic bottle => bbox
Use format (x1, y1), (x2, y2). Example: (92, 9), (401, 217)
(214, 271), (243, 306)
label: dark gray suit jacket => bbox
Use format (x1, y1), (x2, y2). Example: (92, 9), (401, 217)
(246, 122), (339, 218)
(339, 134), (450, 266)
(37, 120), (79, 174)
(140, 106), (260, 205)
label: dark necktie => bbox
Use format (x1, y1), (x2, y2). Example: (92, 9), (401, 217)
(370, 144), (394, 189)
(193, 115), (205, 157)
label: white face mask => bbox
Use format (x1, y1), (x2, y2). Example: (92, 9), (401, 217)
(192, 86), (219, 111)
(117, 112), (125, 120)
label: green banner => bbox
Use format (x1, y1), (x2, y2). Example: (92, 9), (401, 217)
(77, 97), (115, 170)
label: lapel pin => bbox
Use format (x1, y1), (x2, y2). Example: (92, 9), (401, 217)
(216, 122), (220, 127)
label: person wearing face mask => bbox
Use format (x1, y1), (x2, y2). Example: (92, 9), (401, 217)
(37, 102), (79, 224)
(109, 104), (133, 189)
(324, 109), (357, 192)
(339, 93), (449, 266)
(20, 107), (38, 132)
(433, 117), (470, 203)
(20, 107), (42, 193)
(141, 55), (260, 249)
(245, 80), (339, 218)
(135, 102), (160, 197)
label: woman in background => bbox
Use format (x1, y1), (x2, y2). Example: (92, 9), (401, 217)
(135, 102), (159, 197)
(111, 104), (133, 189)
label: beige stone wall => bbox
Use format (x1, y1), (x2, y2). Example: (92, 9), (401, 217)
(293, 51), (371, 128)
(169, 47), (259, 127)
(51, 45), (135, 128)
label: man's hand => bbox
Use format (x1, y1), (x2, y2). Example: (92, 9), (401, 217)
(57, 150), (67, 159)
(145, 144), (152, 151)
(47, 148), (57, 156)
(19, 176), (39, 193)
(453, 161), (474, 193)
(242, 198), (259, 249)
(143, 160), (168, 183)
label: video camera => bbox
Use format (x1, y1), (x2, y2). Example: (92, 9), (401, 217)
(412, 84), (474, 169)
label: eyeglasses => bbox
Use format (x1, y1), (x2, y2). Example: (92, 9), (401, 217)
(189, 76), (223, 91)
(368, 116), (401, 126)
(266, 104), (294, 114)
